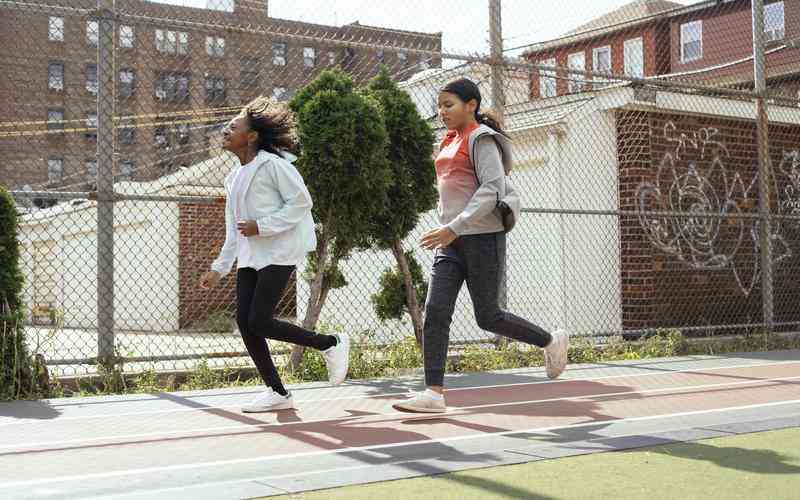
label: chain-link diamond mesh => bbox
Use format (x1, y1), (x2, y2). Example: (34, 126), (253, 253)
(1, 0), (799, 379)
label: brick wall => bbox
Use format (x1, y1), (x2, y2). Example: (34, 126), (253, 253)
(617, 108), (800, 334)
(178, 200), (298, 330)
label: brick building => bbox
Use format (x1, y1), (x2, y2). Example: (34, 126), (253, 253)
(525, 0), (799, 100)
(0, 0), (442, 192)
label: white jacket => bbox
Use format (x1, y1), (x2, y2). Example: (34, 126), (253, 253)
(210, 150), (317, 277)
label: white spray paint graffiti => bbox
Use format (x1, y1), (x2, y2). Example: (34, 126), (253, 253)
(636, 122), (794, 296)
(780, 150), (800, 221)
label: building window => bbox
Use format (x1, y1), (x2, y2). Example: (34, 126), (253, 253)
(204, 77), (226, 103)
(538, 58), (557, 98)
(206, 36), (225, 57)
(47, 158), (63, 185)
(86, 113), (98, 140)
(155, 72), (189, 103)
(377, 49), (385, 62)
(592, 45), (612, 85)
(87, 20), (98, 47)
(328, 50), (337, 66)
(567, 52), (585, 93)
(120, 25), (135, 48)
(241, 57), (259, 87)
(680, 20), (703, 63)
(155, 126), (169, 148)
(86, 160), (97, 185)
(156, 29), (188, 55)
(398, 51), (408, 66)
(272, 42), (287, 66)
(119, 160), (134, 181)
(48, 17), (64, 42)
(47, 109), (64, 131)
(304, 47), (316, 68)
(48, 62), (64, 91)
(765, 1), (785, 42)
(272, 87), (288, 101)
(86, 64), (98, 94)
(176, 123), (190, 144)
(119, 69), (135, 98)
(119, 123), (136, 144)
(624, 37), (644, 78)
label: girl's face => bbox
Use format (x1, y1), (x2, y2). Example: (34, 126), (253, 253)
(437, 91), (478, 131)
(222, 114), (256, 153)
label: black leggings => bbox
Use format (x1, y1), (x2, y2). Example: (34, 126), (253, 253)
(237, 265), (336, 395)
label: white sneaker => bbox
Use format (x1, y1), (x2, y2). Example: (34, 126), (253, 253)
(322, 333), (350, 385)
(544, 329), (569, 379)
(392, 390), (447, 414)
(241, 389), (294, 413)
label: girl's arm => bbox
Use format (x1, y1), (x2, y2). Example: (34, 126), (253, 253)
(210, 183), (238, 277)
(255, 162), (313, 237)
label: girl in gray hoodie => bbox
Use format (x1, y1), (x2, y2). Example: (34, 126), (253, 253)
(393, 78), (569, 414)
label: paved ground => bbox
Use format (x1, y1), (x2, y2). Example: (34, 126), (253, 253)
(1, 350), (798, 500)
(266, 427), (800, 500)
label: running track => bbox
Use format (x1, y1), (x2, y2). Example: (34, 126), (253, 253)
(1, 350), (799, 499)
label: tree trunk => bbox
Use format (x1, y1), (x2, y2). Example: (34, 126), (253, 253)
(289, 227), (329, 371)
(391, 240), (424, 346)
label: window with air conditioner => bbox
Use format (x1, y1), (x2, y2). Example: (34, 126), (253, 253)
(539, 58), (557, 98)
(765, 2), (785, 42)
(328, 50), (337, 66)
(681, 20), (703, 63)
(567, 52), (585, 93)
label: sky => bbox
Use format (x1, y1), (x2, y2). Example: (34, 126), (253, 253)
(151, 0), (702, 57)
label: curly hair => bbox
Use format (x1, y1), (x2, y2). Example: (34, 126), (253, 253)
(242, 96), (297, 155)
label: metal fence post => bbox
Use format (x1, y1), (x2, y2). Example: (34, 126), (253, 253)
(97, 0), (116, 368)
(489, 0), (510, 346)
(752, 0), (774, 333)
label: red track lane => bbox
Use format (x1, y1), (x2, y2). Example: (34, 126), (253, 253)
(4, 361), (799, 484)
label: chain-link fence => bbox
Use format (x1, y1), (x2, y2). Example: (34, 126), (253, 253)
(1, 0), (799, 378)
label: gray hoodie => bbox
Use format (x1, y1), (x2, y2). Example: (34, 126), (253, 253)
(441, 124), (521, 236)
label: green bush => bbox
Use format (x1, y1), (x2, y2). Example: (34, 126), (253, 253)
(0, 188), (46, 399)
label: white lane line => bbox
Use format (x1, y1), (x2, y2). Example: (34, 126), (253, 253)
(2, 374), (797, 453)
(1, 359), (796, 427)
(4, 398), (800, 490)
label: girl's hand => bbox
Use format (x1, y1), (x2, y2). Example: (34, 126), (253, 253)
(420, 226), (457, 250)
(200, 271), (221, 289)
(237, 220), (259, 237)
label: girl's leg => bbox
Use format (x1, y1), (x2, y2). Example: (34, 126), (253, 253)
(423, 246), (466, 389)
(462, 233), (553, 348)
(236, 268), (288, 395)
(248, 265), (337, 351)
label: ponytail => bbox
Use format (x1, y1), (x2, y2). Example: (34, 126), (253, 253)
(475, 109), (505, 136)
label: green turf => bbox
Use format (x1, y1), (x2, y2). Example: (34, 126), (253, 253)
(267, 427), (800, 500)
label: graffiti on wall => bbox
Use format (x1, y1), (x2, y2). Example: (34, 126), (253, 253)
(636, 121), (795, 296)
